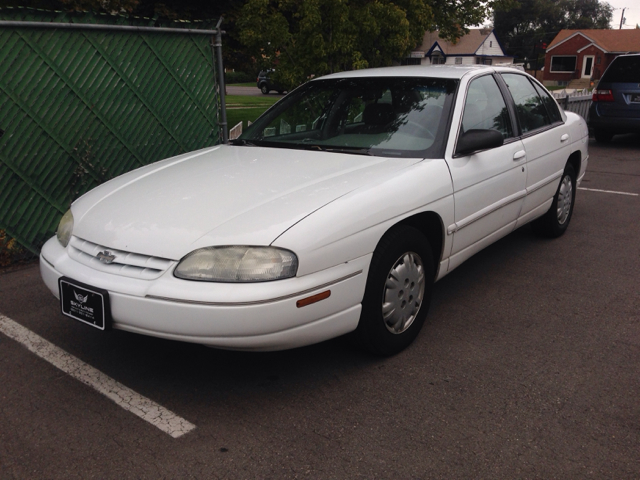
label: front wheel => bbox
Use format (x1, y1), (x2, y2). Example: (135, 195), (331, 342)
(354, 226), (434, 356)
(532, 163), (576, 238)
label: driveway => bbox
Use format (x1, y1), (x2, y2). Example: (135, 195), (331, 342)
(1, 135), (638, 478)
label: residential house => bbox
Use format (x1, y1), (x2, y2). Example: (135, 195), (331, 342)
(403, 29), (513, 66)
(543, 29), (640, 88)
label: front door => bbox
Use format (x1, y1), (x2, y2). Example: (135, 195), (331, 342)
(446, 74), (527, 271)
(582, 56), (594, 78)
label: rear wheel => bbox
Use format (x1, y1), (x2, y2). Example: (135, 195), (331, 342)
(260, 84), (269, 95)
(354, 226), (434, 356)
(594, 130), (613, 143)
(533, 163), (576, 238)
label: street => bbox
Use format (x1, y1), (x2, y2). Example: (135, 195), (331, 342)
(1, 135), (639, 478)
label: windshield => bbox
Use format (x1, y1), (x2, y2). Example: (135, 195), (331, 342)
(237, 77), (458, 158)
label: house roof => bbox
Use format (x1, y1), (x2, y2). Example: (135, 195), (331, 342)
(547, 29), (640, 53)
(415, 29), (505, 56)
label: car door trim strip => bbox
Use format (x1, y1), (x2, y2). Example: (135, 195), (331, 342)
(526, 171), (563, 195)
(447, 190), (527, 235)
(145, 271), (363, 306)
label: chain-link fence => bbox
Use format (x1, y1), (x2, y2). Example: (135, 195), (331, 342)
(0, 7), (223, 264)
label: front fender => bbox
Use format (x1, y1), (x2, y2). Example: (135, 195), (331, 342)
(273, 158), (455, 276)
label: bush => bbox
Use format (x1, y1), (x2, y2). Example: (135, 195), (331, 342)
(0, 230), (35, 268)
(225, 71), (255, 84)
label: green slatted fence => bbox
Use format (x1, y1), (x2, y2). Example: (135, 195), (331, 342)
(0, 7), (222, 259)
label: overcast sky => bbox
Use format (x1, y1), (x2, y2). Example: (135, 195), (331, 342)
(606, 1), (639, 29)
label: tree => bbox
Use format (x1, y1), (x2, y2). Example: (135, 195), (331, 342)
(493, 0), (613, 63)
(237, 0), (498, 90)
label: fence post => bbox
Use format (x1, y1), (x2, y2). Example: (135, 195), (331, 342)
(213, 17), (228, 144)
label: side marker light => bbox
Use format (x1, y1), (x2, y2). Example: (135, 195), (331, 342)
(296, 290), (331, 308)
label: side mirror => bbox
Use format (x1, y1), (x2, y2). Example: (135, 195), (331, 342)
(455, 129), (503, 156)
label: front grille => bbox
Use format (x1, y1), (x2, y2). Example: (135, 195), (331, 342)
(68, 236), (174, 280)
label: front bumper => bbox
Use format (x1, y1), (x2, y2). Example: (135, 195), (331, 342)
(40, 237), (369, 351)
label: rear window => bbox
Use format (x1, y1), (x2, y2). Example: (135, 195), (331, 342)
(601, 56), (640, 83)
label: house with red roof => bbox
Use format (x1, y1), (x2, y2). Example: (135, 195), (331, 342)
(403, 29), (513, 66)
(543, 29), (640, 88)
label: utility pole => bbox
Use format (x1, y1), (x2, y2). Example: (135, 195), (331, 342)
(619, 8), (626, 29)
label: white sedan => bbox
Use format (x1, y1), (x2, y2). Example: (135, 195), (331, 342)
(40, 65), (589, 355)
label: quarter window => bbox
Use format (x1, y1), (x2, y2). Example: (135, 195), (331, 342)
(502, 73), (552, 133)
(461, 75), (513, 139)
(532, 81), (562, 124)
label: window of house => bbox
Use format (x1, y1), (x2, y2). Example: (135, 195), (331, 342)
(431, 54), (446, 64)
(490, 41), (493, 47)
(550, 56), (577, 72)
(455, 58), (462, 64)
(476, 58), (492, 65)
(401, 58), (422, 66)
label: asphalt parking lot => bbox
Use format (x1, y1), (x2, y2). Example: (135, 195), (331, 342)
(1, 135), (639, 478)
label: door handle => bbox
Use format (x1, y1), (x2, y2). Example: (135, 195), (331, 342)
(513, 150), (526, 161)
(561, 134), (569, 142)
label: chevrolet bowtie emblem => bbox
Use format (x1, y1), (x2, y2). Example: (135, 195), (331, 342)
(97, 250), (116, 264)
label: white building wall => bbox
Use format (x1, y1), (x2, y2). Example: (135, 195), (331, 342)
(444, 56), (476, 65)
(475, 32), (505, 56)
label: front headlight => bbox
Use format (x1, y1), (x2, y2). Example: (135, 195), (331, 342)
(56, 209), (74, 247)
(174, 246), (298, 282)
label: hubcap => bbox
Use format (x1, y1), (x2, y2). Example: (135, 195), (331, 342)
(556, 174), (573, 225)
(382, 252), (425, 334)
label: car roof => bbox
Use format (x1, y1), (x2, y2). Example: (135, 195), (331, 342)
(316, 64), (527, 81)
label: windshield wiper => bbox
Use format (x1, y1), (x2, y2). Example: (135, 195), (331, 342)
(229, 138), (258, 146)
(305, 145), (373, 156)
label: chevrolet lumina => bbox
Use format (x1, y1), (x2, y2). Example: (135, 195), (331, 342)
(40, 65), (589, 355)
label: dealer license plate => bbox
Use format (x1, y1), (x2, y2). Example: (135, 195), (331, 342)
(59, 277), (111, 331)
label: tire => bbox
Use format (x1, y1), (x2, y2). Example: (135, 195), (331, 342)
(532, 163), (576, 238)
(594, 130), (613, 143)
(277, 90), (284, 94)
(354, 225), (434, 356)
(260, 84), (269, 95)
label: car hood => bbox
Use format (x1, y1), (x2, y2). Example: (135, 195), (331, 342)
(72, 145), (421, 260)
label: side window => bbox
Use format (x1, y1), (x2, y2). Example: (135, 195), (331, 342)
(502, 73), (552, 133)
(532, 82), (563, 124)
(461, 75), (513, 139)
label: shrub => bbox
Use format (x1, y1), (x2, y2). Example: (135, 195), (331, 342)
(0, 230), (35, 268)
(225, 71), (255, 84)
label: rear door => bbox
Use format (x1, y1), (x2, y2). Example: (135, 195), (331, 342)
(499, 73), (570, 226)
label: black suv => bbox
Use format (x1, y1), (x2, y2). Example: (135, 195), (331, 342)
(589, 54), (640, 143)
(257, 70), (285, 95)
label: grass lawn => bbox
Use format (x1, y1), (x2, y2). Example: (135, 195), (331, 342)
(225, 95), (280, 132)
(225, 95), (280, 107)
(227, 82), (256, 87)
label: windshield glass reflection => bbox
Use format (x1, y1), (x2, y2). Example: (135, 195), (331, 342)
(238, 77), (458, 158)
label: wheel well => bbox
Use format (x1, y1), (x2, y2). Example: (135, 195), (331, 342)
(567, 150), (581, 177)
(396, 212), (444, 266)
